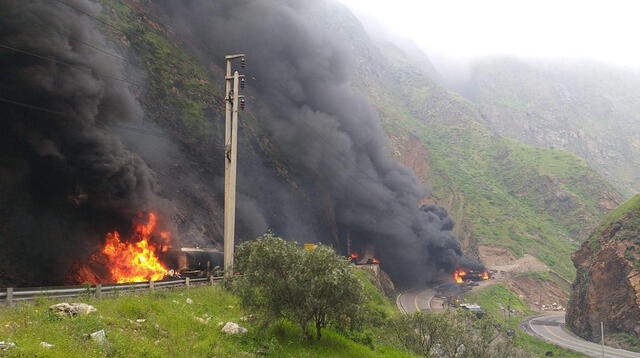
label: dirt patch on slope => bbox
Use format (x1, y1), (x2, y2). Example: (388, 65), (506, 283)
(507, 272), (570, 310)
(478, 245), (517, 267)
(476, 244), (569, 310)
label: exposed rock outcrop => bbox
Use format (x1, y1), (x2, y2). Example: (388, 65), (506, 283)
(49, 303), (97, 317)
(566, 194), (640, 340)
(358, 265), (395, 297)
(221, 322), (248, 335)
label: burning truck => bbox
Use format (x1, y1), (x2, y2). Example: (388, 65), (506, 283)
(70, 212), (221, 284)
(453, 268), (491, 284)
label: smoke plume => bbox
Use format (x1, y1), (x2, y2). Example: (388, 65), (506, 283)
(0, 0), (481, 287)
(155, 0), (481, 285)
(0, 0), (169, 285)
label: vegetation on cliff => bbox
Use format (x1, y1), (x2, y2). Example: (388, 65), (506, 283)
(567, 194), (640, 341)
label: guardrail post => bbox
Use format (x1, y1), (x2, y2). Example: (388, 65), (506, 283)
(96, 284), (102, 299)
(185, 277), (190, 288)
(6, 288), (14, 307)
(209, 276), (214, 286)
(149, 280), (155, 291)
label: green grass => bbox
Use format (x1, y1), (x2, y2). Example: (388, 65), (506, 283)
(588, 194), (640, 254)
(353, 268), (397, 318)
(0, 285), (416, 358)
(609, 332), (640, 353)
(465, 284), (588, 358)
(515, 271), (553, 282)
(597, 194), (640, 231)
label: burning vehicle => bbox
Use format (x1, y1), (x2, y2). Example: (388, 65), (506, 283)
(453, 268), (491, 284)
(70, 212), (221, 284)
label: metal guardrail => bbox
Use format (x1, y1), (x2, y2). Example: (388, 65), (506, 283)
(0, 276), (224, 307)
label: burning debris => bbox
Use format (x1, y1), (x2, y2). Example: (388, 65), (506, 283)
(73, 213), (172, 284)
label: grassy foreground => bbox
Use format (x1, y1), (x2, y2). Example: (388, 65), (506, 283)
(0, 278), (415, 358)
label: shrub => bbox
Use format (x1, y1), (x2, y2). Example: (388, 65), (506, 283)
(235, 233), (365, 340)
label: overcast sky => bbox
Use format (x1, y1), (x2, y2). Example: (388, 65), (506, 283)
(338, 0), (640, 67)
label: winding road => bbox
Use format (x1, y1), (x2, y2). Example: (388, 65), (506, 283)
(398, 289), (640, 358)
(522, 313), (640, 358)
(396, 287), (437, 313)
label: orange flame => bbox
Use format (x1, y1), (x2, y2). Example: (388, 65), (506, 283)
(482, 271), (490, 280)
(75, 212), (171, 284)
(371, 258), (380, 264)
(454, 269), (467, 284)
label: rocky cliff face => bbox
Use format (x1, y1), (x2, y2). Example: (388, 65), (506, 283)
(567, 195), (640, 340)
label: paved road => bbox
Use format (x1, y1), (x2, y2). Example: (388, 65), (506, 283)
(522, 313), (640, 358)
(396, 288), (436, 313)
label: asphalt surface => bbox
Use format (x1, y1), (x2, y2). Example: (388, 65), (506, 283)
(522, 313), (640, 358)
(396, 287), (436, 313)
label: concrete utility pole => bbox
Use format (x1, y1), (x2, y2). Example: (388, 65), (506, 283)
(223, 54), (246, 278)
(601, 321), (605, 358)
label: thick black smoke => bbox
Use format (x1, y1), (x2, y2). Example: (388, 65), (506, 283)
(155, 0), (482, 285)
(0, 0), (169, 285)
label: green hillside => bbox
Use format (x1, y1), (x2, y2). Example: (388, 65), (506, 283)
(357, 43), (623, 280)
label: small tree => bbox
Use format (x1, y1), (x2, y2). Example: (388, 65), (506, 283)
(235, 233), (365, 340)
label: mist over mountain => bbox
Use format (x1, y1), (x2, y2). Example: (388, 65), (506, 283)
(439, 57), (640, 197)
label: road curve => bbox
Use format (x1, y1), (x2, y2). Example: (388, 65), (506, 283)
(522, 313), (640, 358)
(396, 288), (436, 314)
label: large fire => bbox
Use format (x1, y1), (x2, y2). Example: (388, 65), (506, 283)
(454, 269), (467, 284)
(75, 212), (171, 284)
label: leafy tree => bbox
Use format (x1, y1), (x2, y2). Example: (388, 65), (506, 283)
(235, 233), (365, 340)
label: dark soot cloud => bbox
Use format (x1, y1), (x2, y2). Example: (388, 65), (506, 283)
(0, 0), (166, 285)
(156, 0), (481, 285)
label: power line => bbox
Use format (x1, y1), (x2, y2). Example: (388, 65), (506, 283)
(0, 97), (67, 117)
(66, 34), (138, 68)
(0, 95), (226, 149)
(52, 0), (125, 35)
(0, 43), (144, 88)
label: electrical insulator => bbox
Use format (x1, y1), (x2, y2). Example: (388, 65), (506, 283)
(240, 57), (247, 68)
(240, 77), (246, 89)
(240, 98), (246, 110)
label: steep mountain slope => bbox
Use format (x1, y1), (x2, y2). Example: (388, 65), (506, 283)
(567, 194), (640, 341)
(349, 39), (623, 279)
(466, 58), (640, 197)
